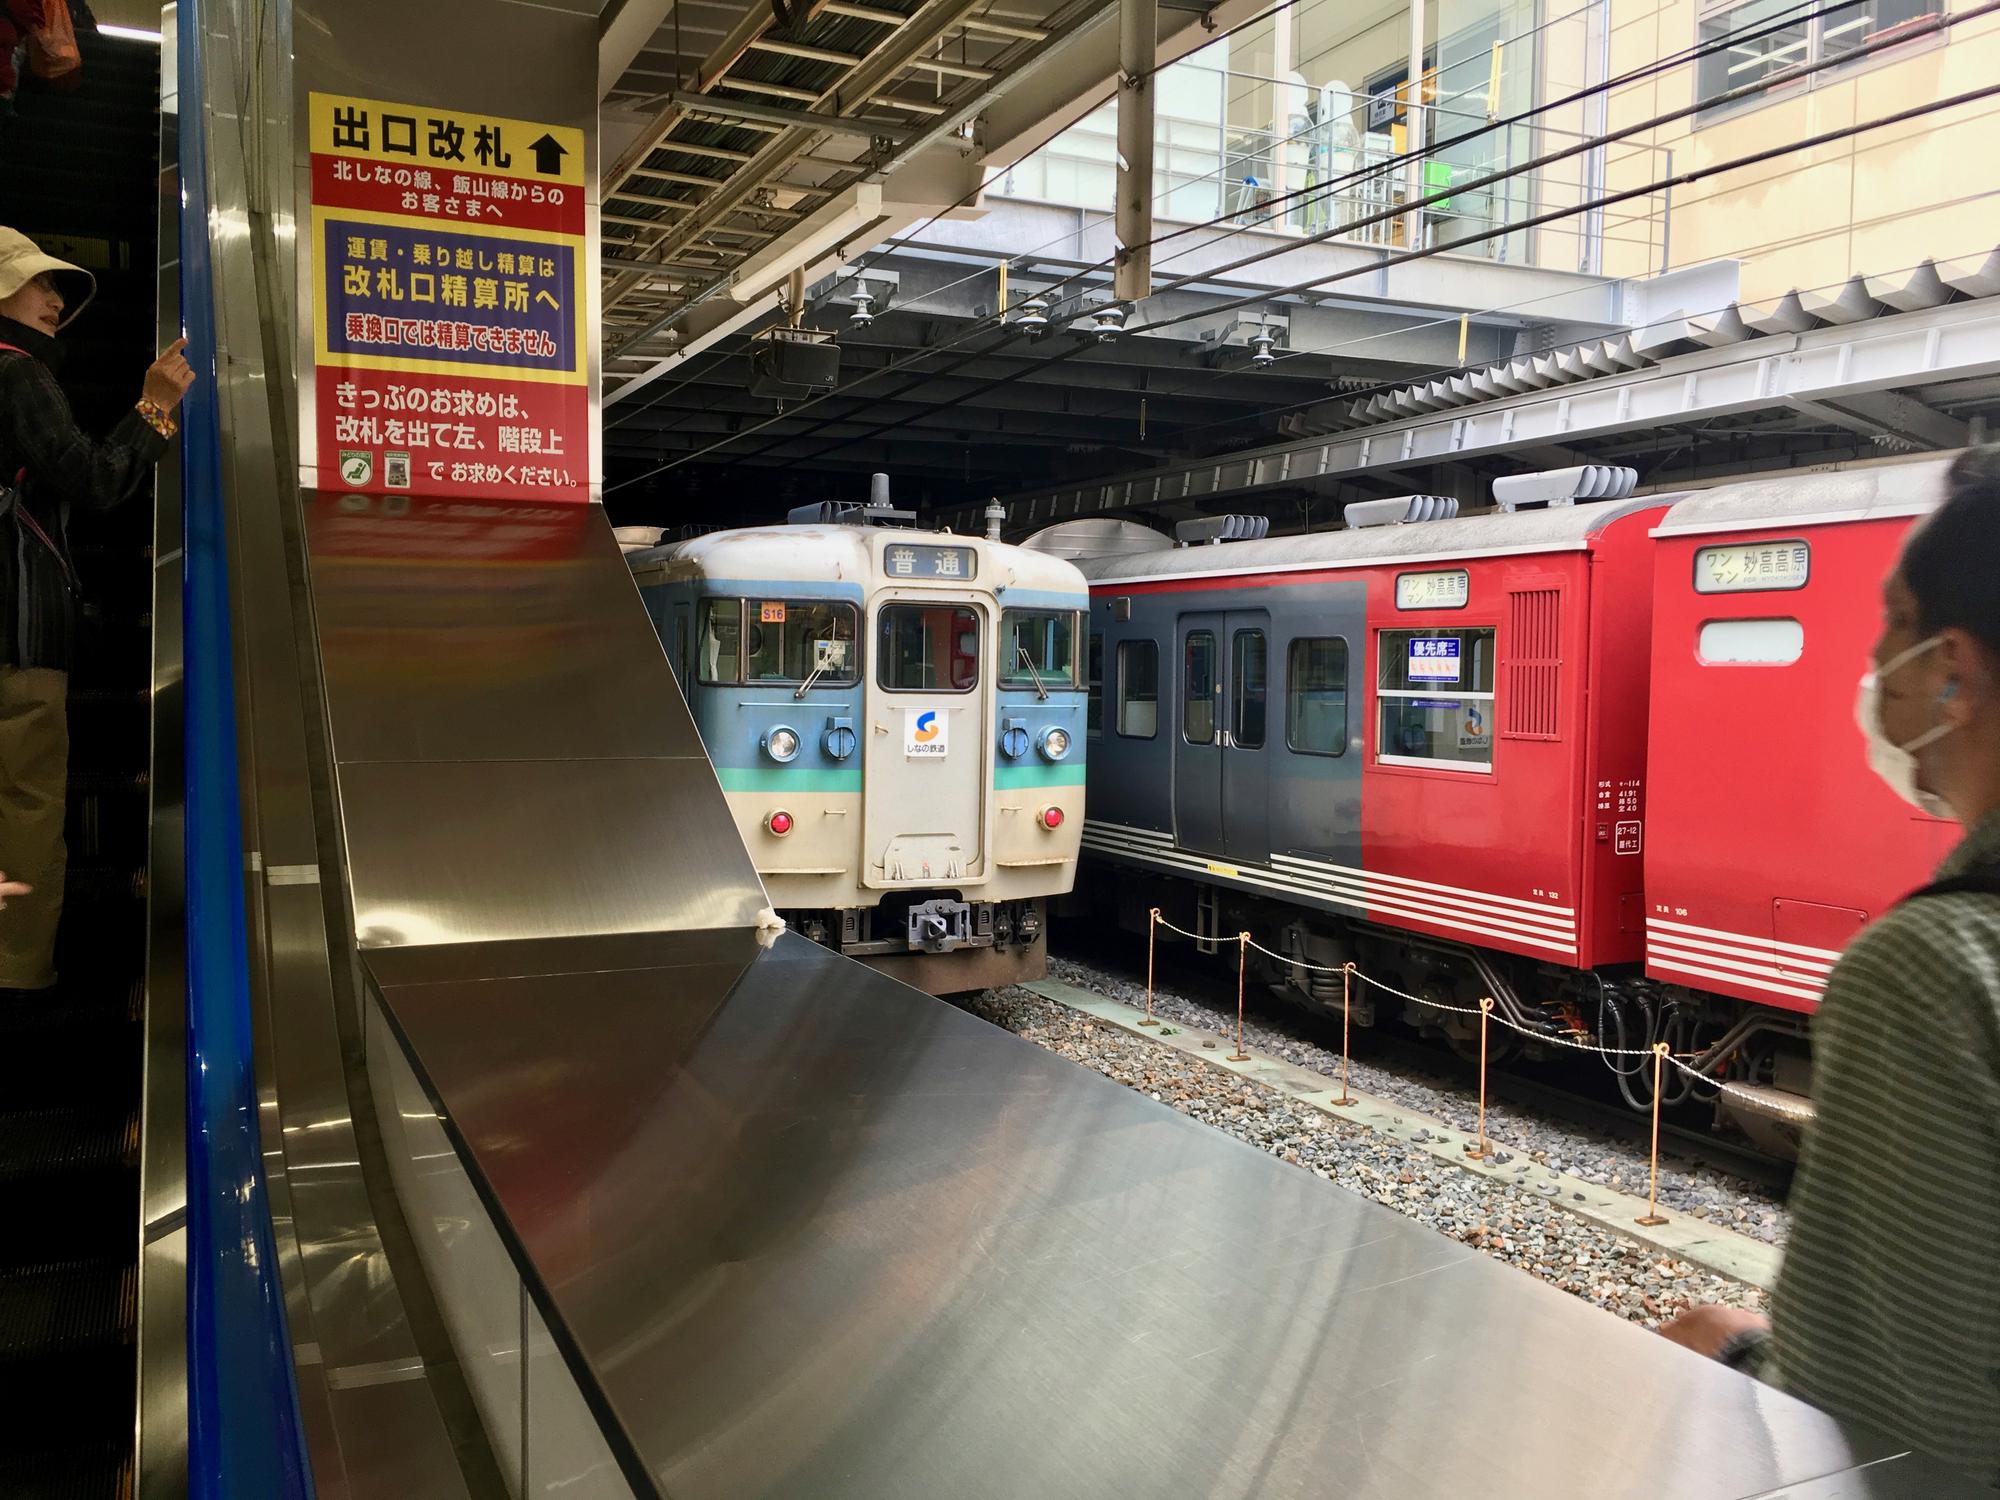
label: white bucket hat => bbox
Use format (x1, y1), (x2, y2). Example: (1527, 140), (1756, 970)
(0, 227), (97, 329)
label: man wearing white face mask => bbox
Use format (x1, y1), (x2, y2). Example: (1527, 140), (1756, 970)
(1662, 446), (2000, 1486)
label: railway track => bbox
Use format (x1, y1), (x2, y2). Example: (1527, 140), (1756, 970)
(1045, 932), (1794, 1235)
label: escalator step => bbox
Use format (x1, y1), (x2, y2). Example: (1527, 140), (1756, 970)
(0, 1440), (131, 1500)
(0, 1109), (138, 1183)
(0, 1262), (134, 1359)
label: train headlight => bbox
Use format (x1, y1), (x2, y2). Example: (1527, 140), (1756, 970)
(767, 810), (795, 836)
(1038, 727), (1071, 761)
(1039, 806), (1065, 830)
(764, 726), (801, 762)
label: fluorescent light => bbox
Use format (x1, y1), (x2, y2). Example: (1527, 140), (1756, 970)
(100, 23), (163, 42)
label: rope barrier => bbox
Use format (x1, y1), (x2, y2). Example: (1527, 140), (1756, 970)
(1137, 910), (1787, 1229)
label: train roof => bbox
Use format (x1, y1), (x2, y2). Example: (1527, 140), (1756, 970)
(627, 523), (1089, 597)
(1070, 494), (1662, 584)
(1651, 457), (1952, 538)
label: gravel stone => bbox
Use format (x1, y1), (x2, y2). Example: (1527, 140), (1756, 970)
(1045, 952), (1792, 1247)
(953, 983), (1768, 1331)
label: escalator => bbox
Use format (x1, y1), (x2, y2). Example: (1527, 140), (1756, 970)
(0, 28), (166, 1500)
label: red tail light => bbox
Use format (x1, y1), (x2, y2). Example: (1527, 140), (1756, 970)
(768, 810), (794, 836)
(1040, 806), (1064, 830)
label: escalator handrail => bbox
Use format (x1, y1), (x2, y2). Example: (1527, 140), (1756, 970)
(176, 4), (315, 1496)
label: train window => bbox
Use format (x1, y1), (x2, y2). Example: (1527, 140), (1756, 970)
(1698, 618), (1805, 665)
(1117, 639), (1159, 737)
(744, 600), (859, 685)
(1375, 627), (1496, 772)
(1286, 638), (1348, 756)
(878, 604), (980, 692)
(1000, 609), (1081, 689)
(697, 598), (743, 684)
(1232, 630), (1267, 749)
(1184, 631), (1217, 744)
(1087, 633), (1104, 736)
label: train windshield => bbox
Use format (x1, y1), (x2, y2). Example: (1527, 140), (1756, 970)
(999, 609), (1080, 689)
(745, 600), (859, 685)
(878, 604), (980, 692)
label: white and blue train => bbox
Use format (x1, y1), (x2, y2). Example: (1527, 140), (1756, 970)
(627, 482), (1088, 991)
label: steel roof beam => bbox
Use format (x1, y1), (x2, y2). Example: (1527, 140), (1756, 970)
(656, 88), (904, 142)
(932, 298), (2000, 530)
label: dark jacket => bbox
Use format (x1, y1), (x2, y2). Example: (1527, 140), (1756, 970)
(0, 314), (166, 671)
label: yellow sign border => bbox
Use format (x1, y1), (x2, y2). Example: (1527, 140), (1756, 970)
(310, 204), (588, 385)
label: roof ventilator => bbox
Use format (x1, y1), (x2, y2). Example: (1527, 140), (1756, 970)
(1342, 495), (1460, 529)
(1490, 465), (1638, 512)
(1175, 514), (1271, 545)
(788, 472), (918, 527)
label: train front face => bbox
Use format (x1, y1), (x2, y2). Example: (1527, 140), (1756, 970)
(634, 526), (1087, 993)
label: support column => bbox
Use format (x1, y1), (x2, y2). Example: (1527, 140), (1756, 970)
(1114, 0), (1157, 304)
(1405, 0), (1427, 250)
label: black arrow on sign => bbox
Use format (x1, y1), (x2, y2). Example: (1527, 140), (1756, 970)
(528, 133), (568, 176)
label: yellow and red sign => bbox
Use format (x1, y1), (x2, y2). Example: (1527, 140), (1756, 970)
(309, 92), (589, 503)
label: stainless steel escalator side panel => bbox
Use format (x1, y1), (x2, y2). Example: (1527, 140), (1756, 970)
(305, 500), (706, 766)
(339, 757), (768, 948)
(373, 929), (1978, 1500)
(303, 502), (769, 948)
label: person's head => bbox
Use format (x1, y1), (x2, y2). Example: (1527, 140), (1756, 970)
(1866, 447), (2000, 824)
(0, 228), (95, 337)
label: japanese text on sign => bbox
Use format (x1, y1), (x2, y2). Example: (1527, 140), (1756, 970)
(884, 544), (977, 580)
(1407, 637), (1462, 681)
(1395, 569), (1470, 609)
(309, 90), (588, 503)
(1694, 539), (1810, 593)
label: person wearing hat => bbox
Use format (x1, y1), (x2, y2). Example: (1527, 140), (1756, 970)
(0, 227), (194, 993)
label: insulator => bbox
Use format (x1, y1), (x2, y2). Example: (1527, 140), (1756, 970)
(1249, 331), (1276, 368)
(1014, 293), (1051, 332)
(849, 289), (874, 327)
(1093, 304), (1126, 342)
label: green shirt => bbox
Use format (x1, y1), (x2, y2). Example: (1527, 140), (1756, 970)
(1746, 809), (2000, 1483)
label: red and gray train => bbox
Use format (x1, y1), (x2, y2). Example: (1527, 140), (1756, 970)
(1040, 457), (1956, 1144)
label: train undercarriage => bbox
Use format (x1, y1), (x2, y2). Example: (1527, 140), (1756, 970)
(788, 893), (1048, 995)
(1080, 870), (1816, 1155)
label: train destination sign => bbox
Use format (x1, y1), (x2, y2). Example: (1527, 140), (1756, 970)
(1395, 568), (1470, 609)
(884, 544), (976, 580)
(1694, 539), (1810, 593)
(308, 91), (588, 503)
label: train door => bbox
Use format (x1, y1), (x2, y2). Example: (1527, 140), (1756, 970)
(1223, 614), (1271, 863)
(1174, 615), (1225, 855)
(1173, 610), (1271, 861)
(862, 596), (987, 885)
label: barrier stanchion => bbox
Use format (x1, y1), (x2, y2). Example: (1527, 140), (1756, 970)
(1636, 1042), (1671, 1227)
(1228, 932), (1251, 1061)
(1464, 997), (1495, 1160)
(1141, 907), (1161, 1027)
(1331, 963), (1357, 1107)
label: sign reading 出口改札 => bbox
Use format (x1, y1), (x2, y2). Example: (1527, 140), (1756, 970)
(308, 92), (588, 503)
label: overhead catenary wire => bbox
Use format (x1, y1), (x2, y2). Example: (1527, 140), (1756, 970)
(605, 0), (1855, 464)
(607, 0), (1965, 490)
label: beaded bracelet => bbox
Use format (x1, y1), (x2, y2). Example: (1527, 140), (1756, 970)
(135, 399), (178, 441)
